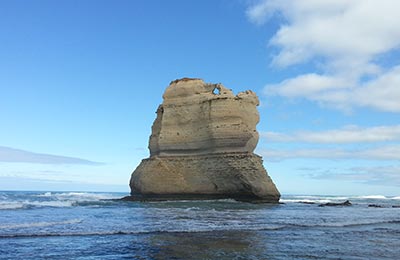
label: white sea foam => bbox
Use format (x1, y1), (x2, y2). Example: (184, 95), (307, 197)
(357, 195), (387, 199)
(29, 200), (74, 207)
(280, 199), (332, 204)
(324, 196), (349, 200)
(0, 191), (119, 210)
(0, 200), (75, 210)
(289, 195), (350, 200)
(148, 199), (239, 204)
(184, 207), (201, 211)
(35, 192), (53, 197)
(0, 218), (82, 229)
(35, 192), (119, 201)
(281, 194), (396, 204)
(0, 202), (25, 210)
(54, 192), (118, 200)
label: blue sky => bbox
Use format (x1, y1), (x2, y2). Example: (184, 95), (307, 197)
(1, 0), (399, 195)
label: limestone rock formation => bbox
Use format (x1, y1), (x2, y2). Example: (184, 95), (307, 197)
(129, 78), (280, 202)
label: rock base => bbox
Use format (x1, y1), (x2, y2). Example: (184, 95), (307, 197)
(129, 153), (280, 203)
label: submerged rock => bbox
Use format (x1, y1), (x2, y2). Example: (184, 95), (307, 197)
(368, 204), (383, 208)
(129, 78), (280, 203)
(319, 200), (352, 207)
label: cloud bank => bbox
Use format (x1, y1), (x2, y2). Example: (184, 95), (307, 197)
(0, 146), (102, 165)
(260, 145), (400, 162)
(247, 0), (400, 112)
(303, 165), (400, 186)
(262, 125), (400, 143)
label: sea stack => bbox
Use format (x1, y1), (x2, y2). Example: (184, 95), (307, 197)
(129, 78), (280, 202)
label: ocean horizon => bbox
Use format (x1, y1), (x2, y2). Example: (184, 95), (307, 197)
(1, 190), (399, 259)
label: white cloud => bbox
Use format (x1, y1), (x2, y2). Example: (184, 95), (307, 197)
(265, 73), (350, 97)
(0, 146), (103, 165)
(248, 0), (400, 66)
(265, 66), (400, 112)
(247, 0), (400, 112)
(262, 125), (400, 143)
(355, 67), (400, 112)
(259, 145), (400, 161)
(303, 165), (400, 186)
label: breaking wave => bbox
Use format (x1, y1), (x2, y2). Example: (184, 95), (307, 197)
(0, 202), (25, 210)
(280, 195), (400, 204)
(357, 195), (387, 199)
(279, 199), (332, 204)
(34, 192), (120, 200)
(0, 192), (122, 210)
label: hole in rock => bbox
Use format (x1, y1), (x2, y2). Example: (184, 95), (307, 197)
(212, 87), (221, 95)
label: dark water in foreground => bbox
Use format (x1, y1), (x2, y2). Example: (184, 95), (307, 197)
(0, 191), (399, 259)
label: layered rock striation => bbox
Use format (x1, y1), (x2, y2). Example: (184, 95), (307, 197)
(129, 78), (280, 202)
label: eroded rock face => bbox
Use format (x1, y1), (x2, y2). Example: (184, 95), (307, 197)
(129, 78), (280, 202)
(150, 78), (259, 156)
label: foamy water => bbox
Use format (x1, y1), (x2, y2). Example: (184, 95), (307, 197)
(279, 194), (400, 204)
(0, 191), (119, 210)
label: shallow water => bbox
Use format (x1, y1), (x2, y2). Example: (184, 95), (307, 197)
(0, 191), (399, 259)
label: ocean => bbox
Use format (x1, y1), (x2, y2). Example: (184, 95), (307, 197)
(0, 191), (399, 259)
